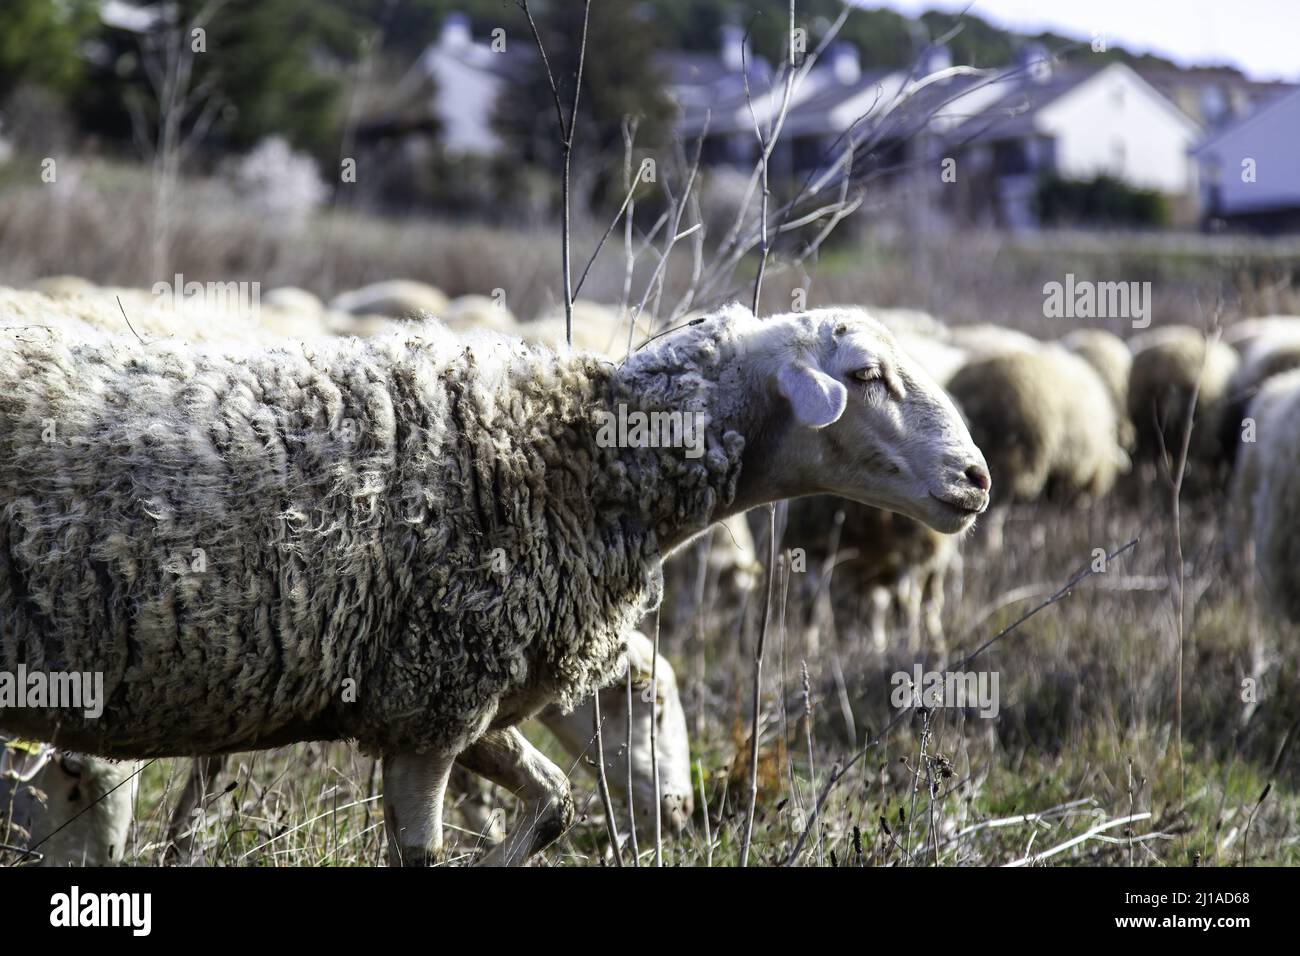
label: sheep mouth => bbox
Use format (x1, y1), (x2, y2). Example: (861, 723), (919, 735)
(929, 491), (987, 516)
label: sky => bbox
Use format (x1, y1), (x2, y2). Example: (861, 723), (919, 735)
(867, 0), (1300, 82)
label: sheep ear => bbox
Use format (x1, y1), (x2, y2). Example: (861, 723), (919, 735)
(777, 361), (847, 429)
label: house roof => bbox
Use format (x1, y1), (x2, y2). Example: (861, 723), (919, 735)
(944, 61), (1200, 146)
(1192, 83), (1300, 155)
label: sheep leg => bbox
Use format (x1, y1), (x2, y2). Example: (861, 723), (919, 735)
(869, 587), (890, 653)
(383, 750), (456, 867)
(922, 566), (946, 655)
(456, 727), (573, 867)
(165, 754), (227, 863)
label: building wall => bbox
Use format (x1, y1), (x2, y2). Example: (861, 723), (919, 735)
(1037, 65), (1200, 196)
(1197, 91), (1300, 216)
(429, 55), (504, 156)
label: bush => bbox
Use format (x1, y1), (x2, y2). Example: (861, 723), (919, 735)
(1034, 173), (1171, 228)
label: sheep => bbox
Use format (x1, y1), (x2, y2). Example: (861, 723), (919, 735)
(0, 302), (989, 866)
(0, 286), (328, 345)
(1232, 369), (1300, 621)
(263, 286), (326, 315)
(439, 294), (519, 337)
(537, 628), (693, 838)
(1219, 327), (1300, 470)
(1061, 328), (1136, 450)
(891, 332), (968, 387)
(1126, 325), (1239, 478)
(867, 306), (950, 341)
(783, 495), (958, 654)
(3, 285), (689, 858)
(1226, 369), (1300, 561)
(1, 737), (139, 866)
(165, 629), (694, 859)
(328, 279), (450, 319)
(520, 303), (652, 358)
(948, 343), (1127, 505)
(946, 323), (1041, 358)
(25, 275), (99, 297)
(1223, 316), (1300, 353)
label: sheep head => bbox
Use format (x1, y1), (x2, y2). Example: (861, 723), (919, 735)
(734, 306), (991, 534)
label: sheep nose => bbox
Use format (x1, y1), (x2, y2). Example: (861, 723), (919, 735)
(964, 462), (991, 493)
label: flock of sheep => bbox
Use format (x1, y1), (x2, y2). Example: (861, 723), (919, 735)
(2, 274), (1298, 867)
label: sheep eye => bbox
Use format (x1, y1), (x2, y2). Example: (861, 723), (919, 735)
(851, 367), (881, 384)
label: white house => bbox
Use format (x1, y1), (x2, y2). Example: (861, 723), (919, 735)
(1193, 85), (1300, 232)
(942, 60), (1203, 228)
(401, 13), (528, 157)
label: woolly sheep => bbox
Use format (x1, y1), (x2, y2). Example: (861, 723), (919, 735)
(521, 303), (652, 358)
(947, 343), (1127, 505)
(3, 284), (700, 859)
(947, 323), (1041, 357)
(866, 307), (950, 341)
(783, 496), (958, 654)
(263, 286), (326, 315)
(1226, 369), (1300, 560)
(1232, 369), (1300, 620)
(0, 303), (989, 866)
(440, 294), (519, 336)
(892, 332), (968, 386)
(1126, 325), (1239, 474)
(25, 275), (99, 297)
(0, 287), (327, 345)
(1061, 328), (1135, 450)
(538, 629), (693, 838)
(1, 737), (138, 866)
(164, 629), (694, 859)
(1223, 316), (1300, 353)
(328, 279), (450, 319)
(1220, 327), (1300, 469)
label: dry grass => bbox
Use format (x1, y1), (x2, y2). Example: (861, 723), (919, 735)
(3, 160), (1298, 867)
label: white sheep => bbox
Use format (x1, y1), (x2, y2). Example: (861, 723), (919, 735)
(0, 302), (989, 866)
(262, 286), (326, 315)
(165, 630), (695, 859)
(538, 629), (693, 838)
(948, 343), (1127, 504)
(1221, 326), (1300, 470)
(946, 323), (1041, 357)
(0, 286), (329, 345)
(328, 279), (450, 319)
(1, 737), (138, 866)
(439, 294), (519, 336)
(783, 496), (960, 654)
(1223, 316), (1300, 353)
(1061, 327), (1134, 449)
(520, 303), (652, 358)
(1126, 325), (1239, 476)
(1231, 369), (1300, 620)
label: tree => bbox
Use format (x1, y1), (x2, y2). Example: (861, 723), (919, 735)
(493, 1), (671, 209)
(0, 0), (99, 96)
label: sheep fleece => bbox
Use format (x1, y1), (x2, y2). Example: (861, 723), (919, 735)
(0, 325), (740, 758)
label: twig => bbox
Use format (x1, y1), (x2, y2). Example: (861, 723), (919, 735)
(625, 664), (639, 865)
(591, 687), (624, 866)
(1004, 812), (1152, 867)
(650, 608), (663, 867)
(517, 0), (592, 347)
(740, 512), (781, 867)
